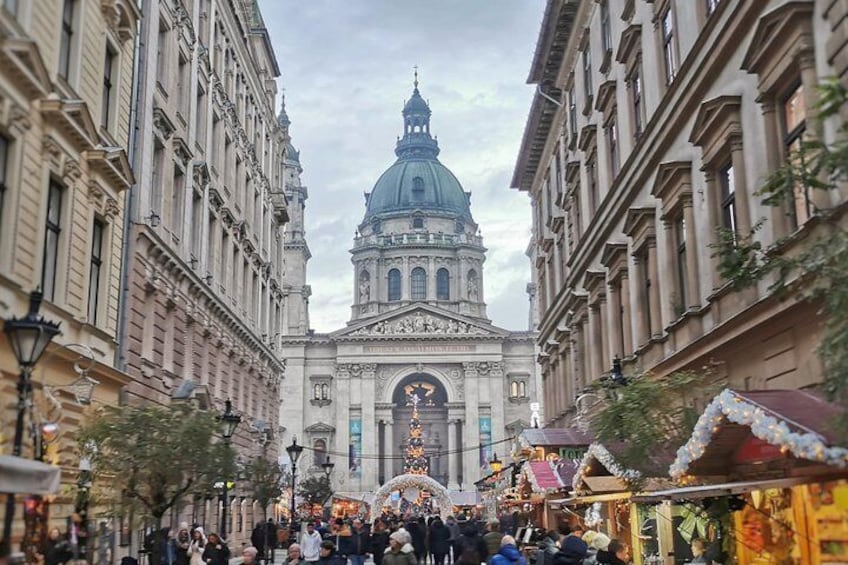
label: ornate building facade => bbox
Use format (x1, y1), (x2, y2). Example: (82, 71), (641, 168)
(0, 0), (140, 544)
(512, 0), (847, 426)
(280, 79), (539, 497)
(118, 0), (287, 537)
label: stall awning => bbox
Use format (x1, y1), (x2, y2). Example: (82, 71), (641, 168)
(449, 491), (480, 507)
(518, 428), (591, 449)
(573, 443), (675, 494)
(0, 455), (61, 494)
(630, 477), (809, 503)
(523, 460), (565, 492)
(670, 388), (848, 480)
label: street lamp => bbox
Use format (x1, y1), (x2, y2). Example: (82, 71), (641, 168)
(321, 456), (335, 478)
(285, 437), (303, 531)
(2, 289), (61, 543)
(489, 453), (503, 474)
(217, 400), (241, 539)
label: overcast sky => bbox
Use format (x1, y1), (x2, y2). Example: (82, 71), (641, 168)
(258, 0), (546, 333)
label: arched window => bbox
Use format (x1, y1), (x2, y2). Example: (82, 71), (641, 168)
(388, 269), (401, 301)
(313, 384), (321, 400)
(412, 176), (425, 200)
(321, 383), (329, 399)
(313, 438), (327, 467)
(510, 381), (519, 398)
(437, 268), (450, 300)
(411, 267), (427, 300)
(519, 381), (527, 398)
(412, 217), (424, 229)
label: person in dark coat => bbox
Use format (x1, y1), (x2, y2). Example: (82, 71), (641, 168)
(489, 537), (527, 565)
(455, 523), (488, 564)
(407, 520), (427, 564)
(41, 527), (73, 565)
(347, 519), (372, 565)
(201, 533), (230, 565)
(316, 541), (346, 565)
(428, 518), (451, 565)
(371, 520), (391, 565)
(551, 535), (587, 565)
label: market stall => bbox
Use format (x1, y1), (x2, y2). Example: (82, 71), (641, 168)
(329, 493), (371, 520)
(659, 388), (848, 564)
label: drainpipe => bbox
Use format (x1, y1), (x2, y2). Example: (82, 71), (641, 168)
(116, 11), (146, 374)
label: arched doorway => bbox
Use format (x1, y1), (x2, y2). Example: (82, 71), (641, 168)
(372, 474), (453, 519)
(389, 374), (449, 485)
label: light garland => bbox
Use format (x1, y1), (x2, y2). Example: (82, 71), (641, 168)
(572, 443), (641, 492)
(670, 388), (848, 479)
(371, 474), (453, 518)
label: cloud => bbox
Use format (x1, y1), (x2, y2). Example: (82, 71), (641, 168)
(259, 0), (544, 332)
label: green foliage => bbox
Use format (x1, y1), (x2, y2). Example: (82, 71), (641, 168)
(590, 371), (705, 474)
(713, 78), (848, 418)
(78, 404), (236, 521)
(296, 474), (332, 507)
(246, 456), (286, 516)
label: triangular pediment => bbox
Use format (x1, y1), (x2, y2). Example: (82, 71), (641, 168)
(304, 422), (335, 433)
(333, 304), (509, 339)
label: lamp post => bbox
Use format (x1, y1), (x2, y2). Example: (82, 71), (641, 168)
(321, 456), (335, 478)
(285, 437), (303, 531)
(488, 453), (503, 474)
(218, 400), (241, 540)
(2, 290), (61, 544)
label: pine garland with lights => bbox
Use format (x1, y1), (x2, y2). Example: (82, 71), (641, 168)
(404, 395), (429, 475)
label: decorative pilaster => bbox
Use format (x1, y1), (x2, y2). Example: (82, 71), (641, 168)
(461, 362), (481, 486)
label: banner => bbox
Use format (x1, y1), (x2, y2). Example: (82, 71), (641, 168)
(349, 418), (362, 478)
(479, 417), (492, 468)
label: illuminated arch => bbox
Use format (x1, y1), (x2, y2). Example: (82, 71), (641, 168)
(372, 474), (453, 519)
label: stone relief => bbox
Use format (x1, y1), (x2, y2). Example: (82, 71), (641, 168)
(350, 311), (488, 336)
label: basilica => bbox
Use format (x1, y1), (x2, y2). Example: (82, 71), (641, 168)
(278, 77), (540, 500)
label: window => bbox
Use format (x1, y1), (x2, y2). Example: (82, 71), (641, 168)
(388, 268), (401, 301)
(437, 268), (450, 300)
(629, 69), (643, 139)
(412, 217), (424, 229)
(411, 267), (426, 300)
(196, 86), (207, 147)
(177, 54), (189, 116)
(587, 159), (599, 213)
(661, 7), (678, 85)
(600, 1), (612, 54)
(582, 46), (593, 103)
(88, 219), (105, 323)
(706, 0), (720, 16)
(782, 83), (810, 228)
(156, 19), (169, 90)
(313, 439), (327, 467)
(42, 181), (64, 301)
(606, 119), (619, 178)
(0, 135), (8, 233)
(171, 167), (185, 235)
(719, 163), (737, 236)
(640, 252), (652, 336)
(3, 0), (18, 16)
(191, 192), (202, 259)
(101, 46), (116, 129)
(674, 217), (687, 311)
(412, 176), (425, 200)
(568, 85), (577, 141)
(509, 380), (528, 399)
(58, 0), (75, 79)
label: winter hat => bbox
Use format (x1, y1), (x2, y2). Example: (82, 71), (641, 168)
(195, 526), (205, 537)
(390, 531), (406, 544)
(591, 533), (611, 551)
(560, 535), (588, 559)
(180, 522), (189, 531)
(501, 536), (517, 547)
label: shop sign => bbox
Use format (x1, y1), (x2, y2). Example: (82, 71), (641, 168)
(558, 447), (587, 461)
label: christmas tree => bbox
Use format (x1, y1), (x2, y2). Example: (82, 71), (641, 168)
(404, 393), (428, 475)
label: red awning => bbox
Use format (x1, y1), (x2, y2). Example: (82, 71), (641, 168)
(524, 461), (565, 492)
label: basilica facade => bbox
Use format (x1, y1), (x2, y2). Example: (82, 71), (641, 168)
(279, 79), (539, 498)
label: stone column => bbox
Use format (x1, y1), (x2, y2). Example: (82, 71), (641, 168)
(402, 256), (410, 300)
(682, 200), (700, 309)
(632, 255), (649, 346)
(662, 219), (678, 324)
(383, 420), (393, 482)
(361, 364), (378, 490)
(703, 170), (723, 290)
(607, 281), (622, 359)
(647, 240), (662, 339)
(489, 362), (506, 459)
(729, 137), (752, 235)
(620, 274), (632, 356)
(598, 297), (609, 373)
(335, 364), (351, 486)
(571, 324), (583, 390)
(447, 420), (459, 489)
(428, 256), (436, 300)
(462, 363), (481, 486)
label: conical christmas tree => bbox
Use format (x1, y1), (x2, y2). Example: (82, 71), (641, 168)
(404, 393), (429, 475)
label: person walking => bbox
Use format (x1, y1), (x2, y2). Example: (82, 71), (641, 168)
(201, 533), (230, 565)
(316, 541), (346, 565)
(187, 527), (207, 565)
(173, 524), (191, 565)
(407, 519), (426, 565)
(286, 543), (305, 565)
(302, 522), (323, 565)
(371, 520), (391, 565)
(482, 521), (503, 562)
(348, 519), (371, 565)
(428, 518), (451, 565)
(382, 532), (417, 565)
(445, 517), (461, 565)
(489, 537), (526, 565)
(241, 547), (259, 565)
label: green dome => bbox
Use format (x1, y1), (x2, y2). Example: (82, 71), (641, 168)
(365, 158), (471, 220)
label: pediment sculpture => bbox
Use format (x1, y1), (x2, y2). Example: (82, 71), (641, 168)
(350, 311), (488, 336)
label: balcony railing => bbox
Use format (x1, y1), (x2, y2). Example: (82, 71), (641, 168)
(353, 232), (484, 249)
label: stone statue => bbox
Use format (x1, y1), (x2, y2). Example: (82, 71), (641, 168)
(359, 277), (370, 303)
(467, 276), (479, 301)
(413, 312), (425, 333)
